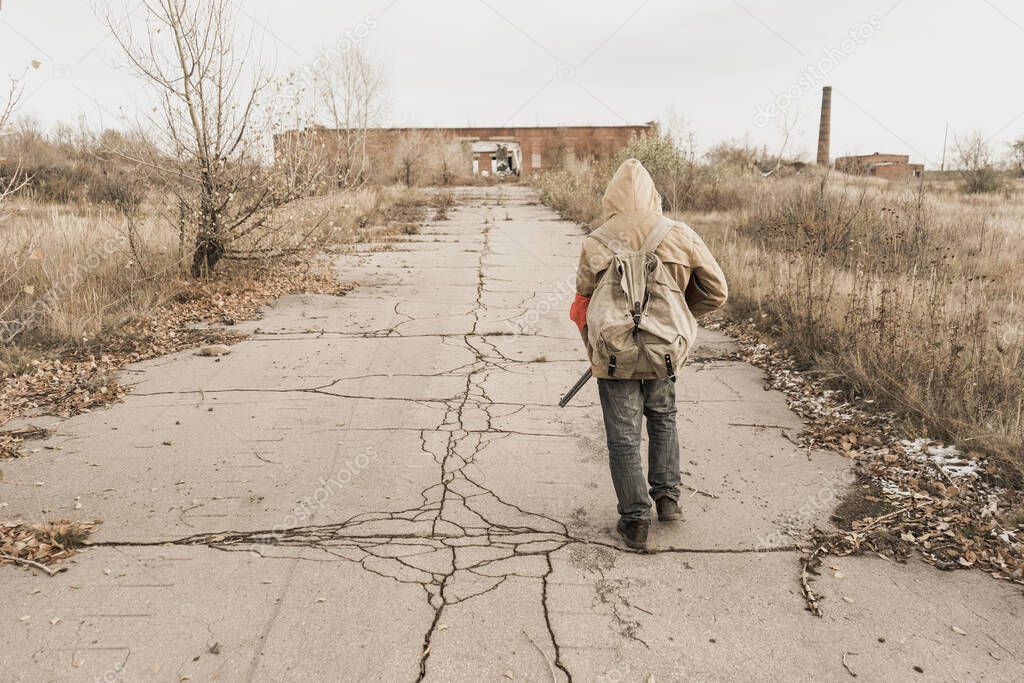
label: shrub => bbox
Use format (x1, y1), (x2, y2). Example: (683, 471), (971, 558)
(956, 132), (1004, 194)
(616, 131), (747, 213)
(87, 169), (146, 215)
(0, 123), (153, 207)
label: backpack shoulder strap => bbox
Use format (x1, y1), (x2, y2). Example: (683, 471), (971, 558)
(639, 217), (675, 254)
(588, 226), (628, 256)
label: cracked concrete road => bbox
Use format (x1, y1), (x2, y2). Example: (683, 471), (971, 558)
(2, 185), (1022, 682)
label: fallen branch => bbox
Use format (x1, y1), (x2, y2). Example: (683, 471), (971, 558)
(799, 544), (826, 617)
(681, 481), (720, 499)
(0, 552), (66, 576)
(842, 651), (859, 678)
(728, 422), (791, 430)
(854, 507), (910, 534)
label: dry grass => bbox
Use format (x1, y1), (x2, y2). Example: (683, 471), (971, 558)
(1, 197), (181, 348)
(271, 185), (427, 250)
(532, 163), (1024, 478)
(704, 174), (1024, 476)
(1, 185), (426, 352)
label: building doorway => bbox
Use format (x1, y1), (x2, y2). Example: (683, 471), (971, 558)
(470, 141), (521, 177)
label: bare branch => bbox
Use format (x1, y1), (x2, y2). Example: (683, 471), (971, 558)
(0, 74), (28, 208)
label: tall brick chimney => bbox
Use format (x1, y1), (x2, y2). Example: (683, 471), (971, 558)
(817, 86), (832, 166)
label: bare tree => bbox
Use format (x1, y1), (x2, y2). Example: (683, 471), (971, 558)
(955, 132), (1003, 194)
(102, 0), (325, 277)
(312, 45), (388, 188)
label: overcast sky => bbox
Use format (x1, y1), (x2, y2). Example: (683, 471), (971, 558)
(1, 0), (1021, 168)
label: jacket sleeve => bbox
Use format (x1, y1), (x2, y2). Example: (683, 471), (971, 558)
(575, 237), (600, 297)
(685, 233), (728, 317)
(572, 238), (603, 350)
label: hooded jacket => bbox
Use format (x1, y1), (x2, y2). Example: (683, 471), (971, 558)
(570, 158), (728, 379)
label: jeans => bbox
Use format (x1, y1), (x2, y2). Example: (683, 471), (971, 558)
(597, 378), (681, 522)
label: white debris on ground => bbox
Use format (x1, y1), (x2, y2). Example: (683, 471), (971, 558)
(901, 439), (982, 479)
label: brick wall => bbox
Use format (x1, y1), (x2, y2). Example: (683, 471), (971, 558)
(870, 163), (925, 179)
(835, 153), (911, 174)
(278, 124), (654, 176)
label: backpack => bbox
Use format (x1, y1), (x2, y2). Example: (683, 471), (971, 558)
(585, 218), (690, 380)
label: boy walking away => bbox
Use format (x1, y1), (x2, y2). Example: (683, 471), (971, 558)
(569, 158), (728, 550)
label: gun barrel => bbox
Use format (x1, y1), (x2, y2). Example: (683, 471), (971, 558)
(558, 368), (593, 407)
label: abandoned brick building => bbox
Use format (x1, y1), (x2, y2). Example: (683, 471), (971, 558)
(277, 124), (655, 178)
(834, 153), (925, 179)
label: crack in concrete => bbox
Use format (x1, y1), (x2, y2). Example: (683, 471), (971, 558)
(246, 329), (579, 342)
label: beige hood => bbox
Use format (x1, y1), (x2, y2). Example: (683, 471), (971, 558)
(601, 158), (663, 221)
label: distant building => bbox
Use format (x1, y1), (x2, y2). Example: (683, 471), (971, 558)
(835, 153), (924, 179)
(275, 124), (656, 177)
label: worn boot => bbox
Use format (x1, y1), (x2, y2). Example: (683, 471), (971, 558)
(616, 518), (650, 550)
(656, 497), (683, 522)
